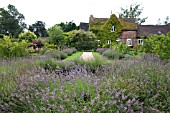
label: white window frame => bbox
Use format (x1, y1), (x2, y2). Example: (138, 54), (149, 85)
(108, 40), (112, 44)
(126, 39), (132, 46)
(116, 38), (120, 43)
(110, 26), (115, 32)
(138, 39), (143, 45)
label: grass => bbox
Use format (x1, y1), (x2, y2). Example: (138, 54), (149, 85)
(64, 52), (83, 61)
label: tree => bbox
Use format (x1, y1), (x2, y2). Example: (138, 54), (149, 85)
(70, 30), (98, 51)
(28, 21), (48, 37)
(57, 21), (78, 32)
(47, 25), (64, 48)
(119, 3), (147, 24)
(0, 4), (26, 37)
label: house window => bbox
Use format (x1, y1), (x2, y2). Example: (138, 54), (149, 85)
(110, 26), (115, 32)
(108, 40), (112, 44)
(98, 40), (100, 45)
(138, 39), (143, 45)
(126, 39), (132, 46)
(116, 38), (120, 43)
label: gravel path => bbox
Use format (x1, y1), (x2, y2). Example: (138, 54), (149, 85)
(80, 52), (94, 60)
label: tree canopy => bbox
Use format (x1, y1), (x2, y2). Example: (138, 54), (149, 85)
(57, 21), (78, 32)
(28, 21), (48, 37)
(0, 4), (26, 37)
(119, 3), (147, 24)
(47, 25), (64, 48)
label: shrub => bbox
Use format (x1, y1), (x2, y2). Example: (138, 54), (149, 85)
(62, 48), (77, 56)
(96, 48), (109, 54)
(32, 40), (44, 48)
(48, 25), (64, 48)
(142, 33), (170, 61)
(102, 49), (121, 59)
(18, 31), (37, 42)
(70, 30), (98, 51)
(0, 36), (29, 58)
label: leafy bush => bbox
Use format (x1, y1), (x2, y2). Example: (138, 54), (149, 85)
(115, 42), (130, 56)
(0, 36), (28, 58)
(62, 48), (77, 56)
(47, 25), (64, 48)
(96, 48), (109, 54)
(102, 49), (121, 59)
(32, 40), (44, 48)
(18, 31), (37, 42)
(70, 30), (98, 51)
(142, 33), (170, 61)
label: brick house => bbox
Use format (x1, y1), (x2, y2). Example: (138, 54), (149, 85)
(80, 15), (170, 46)
(120, 25), (170, 46)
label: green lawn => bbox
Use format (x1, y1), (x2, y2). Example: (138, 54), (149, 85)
(64, 52), (83, 61)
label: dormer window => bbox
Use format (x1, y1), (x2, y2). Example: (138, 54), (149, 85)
(110, 26), (115, 32)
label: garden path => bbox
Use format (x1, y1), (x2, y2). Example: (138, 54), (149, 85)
(80, 52), (94, 60)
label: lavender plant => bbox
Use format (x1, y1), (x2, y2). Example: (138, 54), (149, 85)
(0, 54), (169, 112)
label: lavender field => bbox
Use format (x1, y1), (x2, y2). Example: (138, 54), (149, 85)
(0, 54), (170, 112)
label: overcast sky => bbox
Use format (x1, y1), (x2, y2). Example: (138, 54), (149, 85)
(0, 0), (170, 28)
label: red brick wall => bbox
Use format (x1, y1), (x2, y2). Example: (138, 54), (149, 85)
(120, 31), (137, 46)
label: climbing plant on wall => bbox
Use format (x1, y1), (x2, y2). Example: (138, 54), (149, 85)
(89, 14), (123, 47)
(101, 14), (123, 47)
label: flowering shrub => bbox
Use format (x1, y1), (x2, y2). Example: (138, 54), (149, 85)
(96, 48), (109, 54)
(62, 48), (77, 56)
(102, 49), (121, 59)
(0, 54), (169, 112)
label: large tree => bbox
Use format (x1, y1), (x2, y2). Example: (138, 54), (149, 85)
(57, 21), (78, 32)
(28, 21), (48, 37)
(119, 3), (147, 24)
(0, 4), (26, 37)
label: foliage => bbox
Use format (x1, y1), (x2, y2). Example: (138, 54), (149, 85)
(0, 4), (26, 38)
(18, 31), (37, 42)
(57, 21), (78, 32)
(28, 21), (48, 37)
(32, 40), (44, 48)
(64, 52), (83, 61)
(119, 3), (147, 24)
(115, 42), (130, 56)
(70, 30), (98, 51)
(142, 33), (170, 61)
(102, 49), (121, 59)
(96, 48), (109, 54)
(62, 48), (77, 56)
(0, 55), (169, 112)
(47, 25), (64, 48)
(89, 14), (123, 47)
(0, 36), (28, 58)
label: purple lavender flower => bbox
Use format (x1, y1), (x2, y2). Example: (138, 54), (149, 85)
(41, 69), (46, 75)
(81, 92), (85, 97)
(119, 104), (124, 109)
(72, 93), (76, 98)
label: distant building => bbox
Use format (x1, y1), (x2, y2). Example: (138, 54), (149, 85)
(80, 14), (170, 46)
